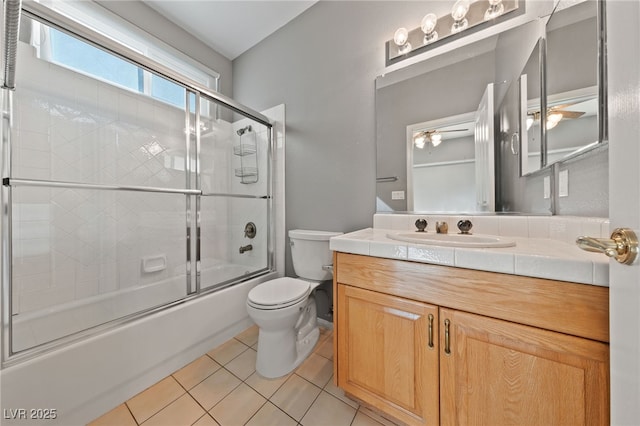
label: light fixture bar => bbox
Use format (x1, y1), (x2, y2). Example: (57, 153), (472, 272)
(386, 0), (520, 66)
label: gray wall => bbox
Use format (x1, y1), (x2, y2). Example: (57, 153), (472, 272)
(232, 1), (428, 275)
(98, 1), (233, 98)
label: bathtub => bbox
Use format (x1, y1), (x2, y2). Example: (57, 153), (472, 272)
(11, 261), (263, 353)
(0, 269), (280, 426)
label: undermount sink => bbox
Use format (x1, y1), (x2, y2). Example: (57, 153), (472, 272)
(386, 232), (516, 248)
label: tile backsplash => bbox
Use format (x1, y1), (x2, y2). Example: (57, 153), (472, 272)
(373, 213), (610, 244)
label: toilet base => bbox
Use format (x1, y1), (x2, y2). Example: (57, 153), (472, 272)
(295, 326), (320, 364)
(254, 298), (320, 379)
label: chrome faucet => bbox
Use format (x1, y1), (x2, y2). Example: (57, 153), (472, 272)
(239, 244), (253, 254)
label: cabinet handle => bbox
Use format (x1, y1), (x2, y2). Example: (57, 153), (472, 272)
(428, 314), (434, 349)
(444, 319), (451, 355)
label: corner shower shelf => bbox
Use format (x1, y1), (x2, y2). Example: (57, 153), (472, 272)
(235, 167), (258, 178)
(233, 144), (257, 156)
(234, 125), (259, 184)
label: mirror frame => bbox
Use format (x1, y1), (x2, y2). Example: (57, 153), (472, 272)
(521, 0), (607, 177)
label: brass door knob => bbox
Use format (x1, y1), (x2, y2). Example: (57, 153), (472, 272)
(576, 228), (639, 265)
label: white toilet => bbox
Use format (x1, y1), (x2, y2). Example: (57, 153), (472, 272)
(247, 229), (342, 378)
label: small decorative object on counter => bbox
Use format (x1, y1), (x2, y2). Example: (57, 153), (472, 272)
(415, 218), (428, 232)
(436, 222), (449, 234)
(457, 219), (473, 234)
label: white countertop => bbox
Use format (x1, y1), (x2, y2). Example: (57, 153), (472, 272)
(330, 228), (609, 287)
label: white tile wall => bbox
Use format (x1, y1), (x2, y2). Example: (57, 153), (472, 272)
(10, 40), (285, 352)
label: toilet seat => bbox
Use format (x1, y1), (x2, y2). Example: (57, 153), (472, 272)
(248, 278), (310, 310)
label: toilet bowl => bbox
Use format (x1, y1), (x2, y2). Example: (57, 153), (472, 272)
(247, 229), (342, 378)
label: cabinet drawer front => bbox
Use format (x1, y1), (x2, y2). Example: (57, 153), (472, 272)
(337, 285), (439, 426)
(336, 252), (609, 342)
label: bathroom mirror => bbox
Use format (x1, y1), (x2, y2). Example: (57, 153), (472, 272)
(407, 83), (495, 213)
(376, 18), (542, 212)
(521, 0), (605, 175)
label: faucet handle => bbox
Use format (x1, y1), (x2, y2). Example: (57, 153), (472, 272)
(244, 222), (257, 239)
(415, 218), (428, 232)
(457, 219), (473, 234)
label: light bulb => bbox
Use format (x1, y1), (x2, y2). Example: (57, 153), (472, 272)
(421, 13), (438, 44)
(414, 135), (426, 149)
(451, 0), (470, 33)
(431, 133), (442, 147)
(547, 112), (563, 123)
(485, 0), (505, 20)
(526, 116), (534, 131)
(393, 27), (412, 54)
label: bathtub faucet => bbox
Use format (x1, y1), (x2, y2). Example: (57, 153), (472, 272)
(239, 244), (253, 254)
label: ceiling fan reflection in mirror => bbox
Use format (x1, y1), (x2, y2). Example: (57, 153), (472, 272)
(527, 102), (587, 130)
(412, 128), (469, 148)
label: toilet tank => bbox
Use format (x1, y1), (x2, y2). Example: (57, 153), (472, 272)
(289, 229), (343, 281)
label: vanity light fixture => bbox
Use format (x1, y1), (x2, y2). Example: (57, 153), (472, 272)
(485, 0), (505, 20)
(451, 0), (470, 33)
(430, 133), (443, 146)
(393, 27), (411, 55)
(421, 13), (438, 44)
(385, 0), (521, 66)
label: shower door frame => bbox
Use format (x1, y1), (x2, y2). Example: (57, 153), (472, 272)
(0, 3), (275, 365)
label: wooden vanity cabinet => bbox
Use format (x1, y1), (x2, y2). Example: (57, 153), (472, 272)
(337, 284), (440, 425)
(333, 252), (610, 426)
(440, 308), (609, 426)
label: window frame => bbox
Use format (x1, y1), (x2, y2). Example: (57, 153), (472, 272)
(29, 1), (219, 110)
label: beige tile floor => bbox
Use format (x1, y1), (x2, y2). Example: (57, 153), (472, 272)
(89, 325), (400, 426)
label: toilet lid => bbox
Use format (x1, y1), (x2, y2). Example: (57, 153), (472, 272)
(248, 277), (310, 307)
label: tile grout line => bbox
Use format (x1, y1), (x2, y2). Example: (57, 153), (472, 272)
(99, 327), (344, 426)
(188, 337), (253, 422)
(130, 376), (188, 426)
(203, 371), (243, 422)
(122, 402), (140, 426)
(171, 371), (213, 425)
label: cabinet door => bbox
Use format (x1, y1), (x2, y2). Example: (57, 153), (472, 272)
(440, 308), (609, 426)
(337, 284), (439, 426)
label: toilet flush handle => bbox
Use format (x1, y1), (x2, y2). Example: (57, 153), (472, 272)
(322, 265), (333, 273)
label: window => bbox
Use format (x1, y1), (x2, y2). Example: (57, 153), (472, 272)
(30, 1), (219, 110)
(49, 28), (142, 92)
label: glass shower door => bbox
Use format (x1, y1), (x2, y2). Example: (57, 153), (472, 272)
(7, 14), (194, 353)
(198, 97), (273, 291)
(2, 10), (275, 361)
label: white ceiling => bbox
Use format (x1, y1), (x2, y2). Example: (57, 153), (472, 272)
(144, 0), (317, 60)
